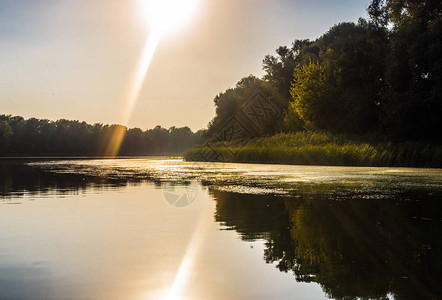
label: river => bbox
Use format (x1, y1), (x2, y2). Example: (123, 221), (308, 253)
(1, 158), (441, 299)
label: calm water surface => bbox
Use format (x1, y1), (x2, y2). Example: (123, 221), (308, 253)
(1, 158), (441, 300)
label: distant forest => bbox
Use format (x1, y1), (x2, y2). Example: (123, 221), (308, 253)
(0, 115), (204, 156)
(206, 0), (441, 142)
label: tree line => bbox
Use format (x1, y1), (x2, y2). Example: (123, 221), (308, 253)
(207, 0), (441, 142)
(0, 115), (204, 156)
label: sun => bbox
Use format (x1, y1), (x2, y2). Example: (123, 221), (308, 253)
(139, 0), (200, 35)
(110, 0), (200, 154)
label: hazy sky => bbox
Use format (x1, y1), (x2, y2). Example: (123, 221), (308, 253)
(0, 0), (371, 131)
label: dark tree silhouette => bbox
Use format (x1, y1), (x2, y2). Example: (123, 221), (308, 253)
(0, 115), (204, 156)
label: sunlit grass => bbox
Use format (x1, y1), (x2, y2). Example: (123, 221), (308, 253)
(185, 132), (442, 167)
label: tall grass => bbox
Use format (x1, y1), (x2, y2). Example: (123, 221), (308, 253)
(184, 132), (442, 168)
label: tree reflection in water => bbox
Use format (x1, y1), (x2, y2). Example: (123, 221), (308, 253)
(1, 161), (441, 299)
(211, 188), (442, 300)
(0, 161), (140, 198)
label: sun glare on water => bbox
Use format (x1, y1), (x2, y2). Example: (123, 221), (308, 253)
(107, 0), (200, 156)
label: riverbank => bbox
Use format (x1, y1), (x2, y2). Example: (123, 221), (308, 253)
(184, 132), (442, 168)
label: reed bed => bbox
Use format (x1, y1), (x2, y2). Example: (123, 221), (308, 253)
(185, 132), (442, 168)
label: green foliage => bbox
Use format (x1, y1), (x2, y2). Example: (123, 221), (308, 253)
(382, 14), (442, 139)
(283, 21), (387, 134)
(206, 75), (285, 139)
(289, 61), (340, 130)
(263, 41), (313, 101)
(282, 106), (304, 133)
(209, 19), (392, 138)
(207, 39), (320, 140)
(365, 0), (442, 140)
(263, 1), (440, 140)
(373, 0), (442, 24)
(0, 115), (204, 156)
(319, 21), (387, 132)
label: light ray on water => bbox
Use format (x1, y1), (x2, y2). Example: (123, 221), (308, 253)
(158, 202), (210, 300)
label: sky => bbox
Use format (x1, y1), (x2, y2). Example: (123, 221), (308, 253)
(0, 0), (371, 131)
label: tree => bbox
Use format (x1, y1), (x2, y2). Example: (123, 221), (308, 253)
(147, 126), (170, 154)
(367, 0), (442, 139)
(0, 120), (13, 154)
(0, 114), (202, 156)
(262, 40), (314, 107)
(207, 75), (284, 139)
(318, 21), (387, 134)
(169, 126), (196, 153)
(385, 0), (441, 24)
(287, 61), (341, 131)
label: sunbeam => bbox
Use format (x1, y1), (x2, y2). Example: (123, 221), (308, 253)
(104, 30), (160, 157)
(105, 0), (200, 157)
(122, 30), (161, 127)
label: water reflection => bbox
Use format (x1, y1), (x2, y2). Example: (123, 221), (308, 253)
(0, 161), (128, 199)
(212, 189), (442, 299)
(1, 160), (441, 299)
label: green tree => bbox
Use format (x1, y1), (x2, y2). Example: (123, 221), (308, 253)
(369, 0), (442, 25)
(275, 21), (387, 134)
(368, 0), (442, 139)
(317, 21), (387, 134)
(207, 75), (284, 139)
(262, 40), (317, 109)
(288, 61), (340, 130)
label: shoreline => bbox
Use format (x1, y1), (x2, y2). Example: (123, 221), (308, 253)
(184, 132), (442, 169)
